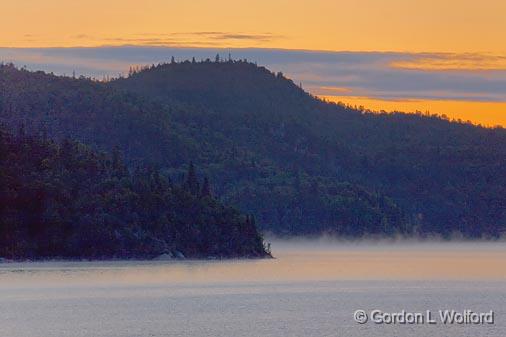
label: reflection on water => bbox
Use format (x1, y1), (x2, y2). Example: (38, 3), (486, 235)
(0, 241), (505, 337)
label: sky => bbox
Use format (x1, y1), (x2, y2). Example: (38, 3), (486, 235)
(1, 0), (506, 126)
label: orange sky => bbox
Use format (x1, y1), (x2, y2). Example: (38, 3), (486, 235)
(1, 0), (506, 126)
(321, 96), (506, 128)
(2, 0), (505, 53)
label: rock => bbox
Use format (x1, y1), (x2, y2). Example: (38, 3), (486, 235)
(174, 251), (185, 259)
(153, 252), (174, 261)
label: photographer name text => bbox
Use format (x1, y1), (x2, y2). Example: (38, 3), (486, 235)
(353, 309), (494, 325)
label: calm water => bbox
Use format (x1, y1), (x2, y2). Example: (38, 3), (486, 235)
(1, 241), (505, 337)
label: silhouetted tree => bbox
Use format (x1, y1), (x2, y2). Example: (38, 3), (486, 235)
(185, 161), (199, 195)
(201, 176), (211, 198)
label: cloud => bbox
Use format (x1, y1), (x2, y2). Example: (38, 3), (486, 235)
(1, 47), (505, 103)
(65, 32), (282, 47)
(390, 53), (506, 71)
(173, 31), (280, 42)
(71, 34), (93, 40)
(318, 86), (353, 94)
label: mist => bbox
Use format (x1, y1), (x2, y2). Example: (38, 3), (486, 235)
(1, 239), (505, 292)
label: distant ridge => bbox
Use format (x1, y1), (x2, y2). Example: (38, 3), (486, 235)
(1, 60), (505, 238)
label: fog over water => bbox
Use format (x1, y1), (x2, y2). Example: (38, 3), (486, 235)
(1, 240), (505, 337)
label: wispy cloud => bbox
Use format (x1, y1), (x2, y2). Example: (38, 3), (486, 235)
(318, 86), (353, 94)
(172, 31), (280, 42)
(65, 32), (283, 47)
(390, 53), (506, 71)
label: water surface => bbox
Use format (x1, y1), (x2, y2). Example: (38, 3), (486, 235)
(1, 241), (505, 337)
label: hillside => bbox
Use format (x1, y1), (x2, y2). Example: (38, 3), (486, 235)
(0, 125), (268, 259)
(1, 61), (505, 238)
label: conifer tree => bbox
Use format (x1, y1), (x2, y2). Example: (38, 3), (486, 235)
(185, 161), (199, 195)
(201, 176), (211, 198)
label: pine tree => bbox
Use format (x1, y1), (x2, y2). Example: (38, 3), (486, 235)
(185, 161), (199, 195)
(293, 170), (301, 193)
(201, 176), (211, 198)
(111, 145), (126, 177)
(245, 215), (257, 236)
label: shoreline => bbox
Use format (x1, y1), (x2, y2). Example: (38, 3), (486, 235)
(0, 254), (274, 264)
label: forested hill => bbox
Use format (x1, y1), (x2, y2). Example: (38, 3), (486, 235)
(0, 126), (268, 260)
(1, 61), (506, 238)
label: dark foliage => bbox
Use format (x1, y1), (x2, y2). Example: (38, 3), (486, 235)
(1, 61), (505, 238)
(0, 126), (267, 259)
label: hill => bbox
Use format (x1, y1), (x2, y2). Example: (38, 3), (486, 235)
(1, 61), (505, 237)
(0, 125), (268, 259)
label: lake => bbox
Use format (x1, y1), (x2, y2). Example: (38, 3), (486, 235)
(1, 240), (505, 337)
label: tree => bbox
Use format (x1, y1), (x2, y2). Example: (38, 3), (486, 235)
(201, 176), (211, 198)
(185, 161), (199, 195)
(111, 145), (126, 177)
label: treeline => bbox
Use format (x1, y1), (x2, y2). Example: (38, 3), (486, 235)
(0, 126), (268, 259)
